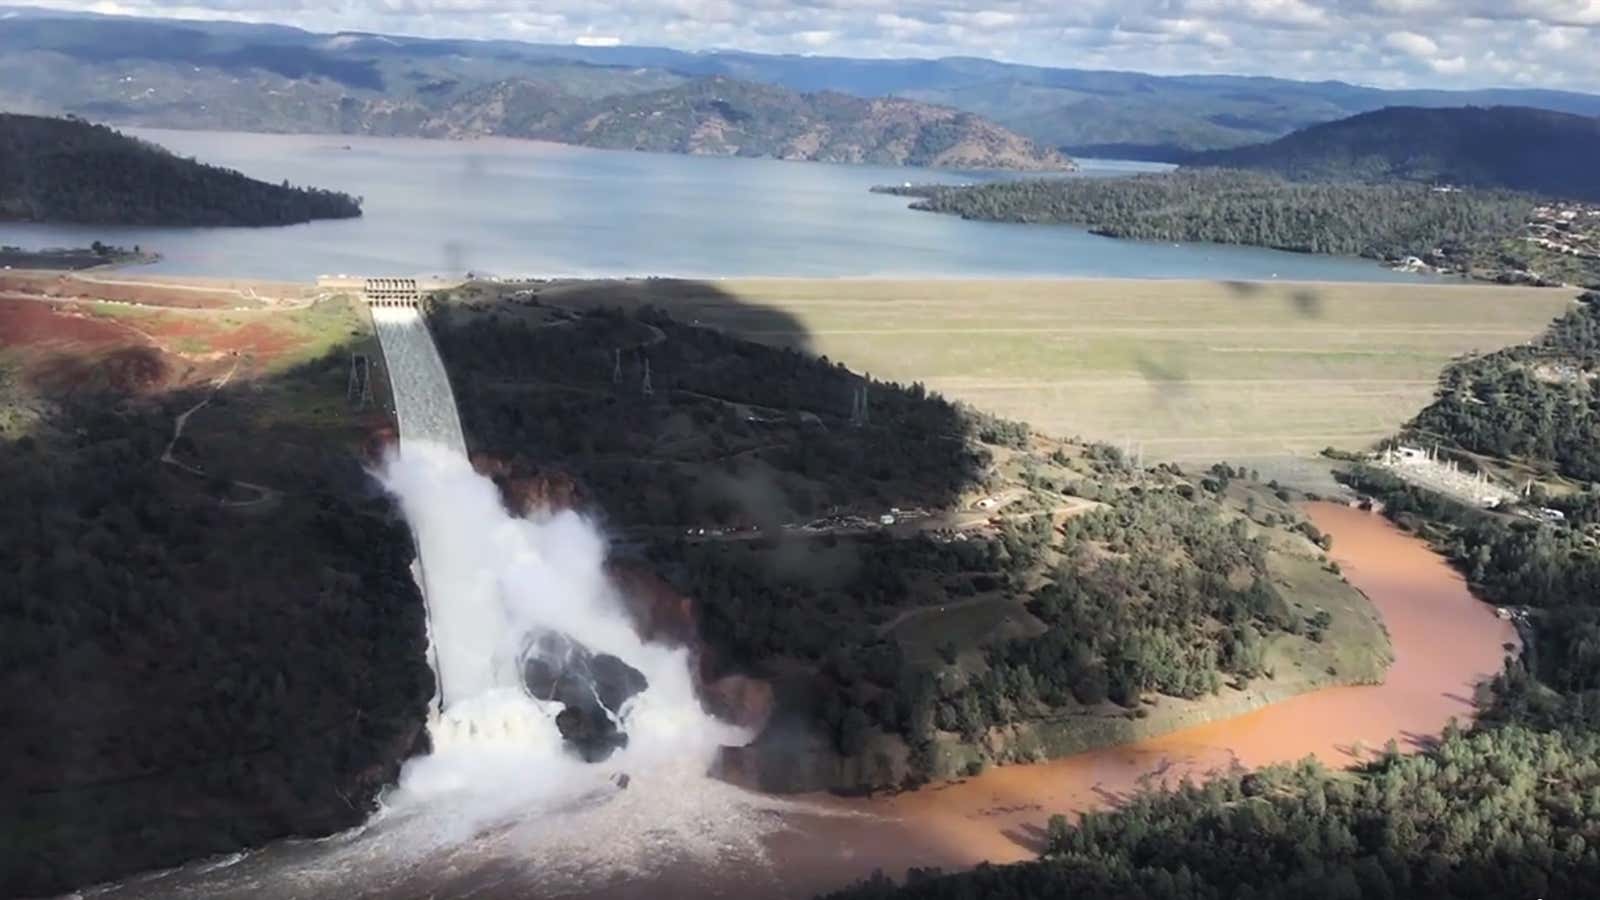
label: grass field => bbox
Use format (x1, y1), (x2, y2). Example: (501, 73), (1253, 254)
(539, 278), (1577, 477)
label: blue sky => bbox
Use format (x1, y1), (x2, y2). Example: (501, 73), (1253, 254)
(24, 0), (1600, 91)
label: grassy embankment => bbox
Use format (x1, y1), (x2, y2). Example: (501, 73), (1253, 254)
(534, 278), (1574, 485)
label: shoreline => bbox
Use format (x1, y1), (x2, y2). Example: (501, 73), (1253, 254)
(768, 501), (1518, 898)
(0, 267), (1553, 291)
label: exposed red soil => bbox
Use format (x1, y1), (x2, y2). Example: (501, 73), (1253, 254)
(611, 565), (699, 647)
(471, 454), (779, 738)
(0, 298), (131, 350)
(27, 346), (172, 395)
(609, 565), (775, 732)
(2, 298), (305, 397)
(473, 456), (588, 516)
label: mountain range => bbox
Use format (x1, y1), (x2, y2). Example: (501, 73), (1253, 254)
(1189, 106), (1600, 202)
(4, 6), (1600, 162)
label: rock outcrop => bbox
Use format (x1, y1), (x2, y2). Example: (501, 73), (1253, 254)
(522, 628), (649, 762)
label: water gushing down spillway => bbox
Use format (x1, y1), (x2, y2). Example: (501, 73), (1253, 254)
(79, 304), (828, 899)
(342, 304), (793, 895)
(371, 306), (468, 454)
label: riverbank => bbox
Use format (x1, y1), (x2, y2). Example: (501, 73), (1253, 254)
(752, 501), (1519, 898)
(66, 503), (1519, 900)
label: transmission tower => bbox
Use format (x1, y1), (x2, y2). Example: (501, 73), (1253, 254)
(612, 348), (622, 384)
(850, 382), (870, 426)
(347, 352), (371, 408)
(641, 357), (654, 397)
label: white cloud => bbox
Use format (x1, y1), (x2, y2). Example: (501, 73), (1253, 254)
(15, 0), (1600, 91)
(1384, 30), (1439, 57)
(1535, 25), (1581, 50)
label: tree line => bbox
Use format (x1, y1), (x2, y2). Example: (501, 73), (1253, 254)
(1408, 293), (1600, 480)
(1, 354), (431, 896)
(0, 113), (362, 226)
(876, 169), (1535, 261)
(822, 375), (1600, 900)
(825, 473), (1600, 899)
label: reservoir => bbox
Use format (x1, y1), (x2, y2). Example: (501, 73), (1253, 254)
(88, 504), (1515, 898)
(0, 130), (1435, 283)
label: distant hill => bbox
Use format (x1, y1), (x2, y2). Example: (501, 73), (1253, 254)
(5, 8), (1600, 161)
(1189, 107), (1600, 201)
(877, 170), (1534, 258)
(416, 77), (1071, 169)
(0, 114), (361, 225)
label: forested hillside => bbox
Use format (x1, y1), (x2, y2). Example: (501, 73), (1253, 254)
(429, 288), (1385, 792)
(828, 725), (1600, 900)
(1190, 106), (1600, 202)
(511, 77), (1072, 169)
(0, 357), (432, 896)
(879, 170), (1532, 258)
(824, 300), (1600, 900)
(0, 114), (361, 225)
(1408, 294), (1600, 480)
(335, 75), (1070, 169)
(8, 10), (1600, 161)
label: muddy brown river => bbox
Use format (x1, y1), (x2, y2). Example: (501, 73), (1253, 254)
(747, 502), (1519, 898)
(94, 504), (1516, 900)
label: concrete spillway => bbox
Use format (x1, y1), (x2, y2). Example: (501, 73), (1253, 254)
(371, 306), (467, 455)
(371, 304), (479, 723)
(371, 303), (563, 747)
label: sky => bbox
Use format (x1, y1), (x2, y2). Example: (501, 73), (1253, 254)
(20, 0), (1600, 92)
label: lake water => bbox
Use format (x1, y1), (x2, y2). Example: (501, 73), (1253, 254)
(0, 130), (1435, 283)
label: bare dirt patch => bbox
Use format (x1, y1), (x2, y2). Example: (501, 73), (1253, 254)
(0, 298), (131, 350)
(0, 271), (310, 310)
(28, 346), (172, 395)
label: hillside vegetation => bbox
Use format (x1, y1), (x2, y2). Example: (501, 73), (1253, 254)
(1190, 106), (1600, 202)
(429, 287), (1387, 793)
(879, 170), (1600, 286)
(828, 724), (1600, 900)
(823, 309), (1600, 900)
(0, 297), (430, 896)
(418, 77), (1071, 169)
(879, 170), (1532, 258)
(1407, 294), (1600, 480)
(0, 114), (361, 225)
